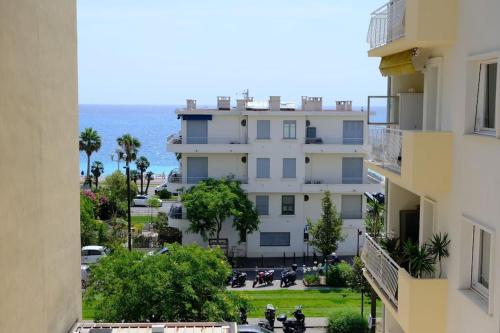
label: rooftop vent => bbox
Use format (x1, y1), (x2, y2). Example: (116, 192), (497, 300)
(236, 99), (247, 111)
(217, 96), (231, 110)
(301, 96), (323, 111)
(186, 99), (197, 110)
(269, 96), (281, 111)
(336, 100), (352, 111)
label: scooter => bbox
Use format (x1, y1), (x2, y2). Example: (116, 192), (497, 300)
(253, 269), (274, 287)
(231, 271), (247, 288)
(277, 305), (306, 333)
(258, 304), (276, 331)
(280, 264), (298, 288)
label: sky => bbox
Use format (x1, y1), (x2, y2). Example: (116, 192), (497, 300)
(77, 0), (386, 107)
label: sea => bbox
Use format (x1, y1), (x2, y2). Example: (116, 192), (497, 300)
(79, 104), (181, 176)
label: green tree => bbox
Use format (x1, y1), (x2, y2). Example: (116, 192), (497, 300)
(307, 191), (345, 258)
(348, 256), (370, 296)
(130, 170), (139, 185)
(91, 161), (104, 189)
(85, 244), (248, 322)
(101, 171), (138, 217)
(145, 171), (154, 194)
(79, 128), (102, 186)
(181, 178), (259, 243)
(135, 156), (150, 194)
(80, 194), (98, 246)
(364, 199), (384, 239)
(146, 196), (162, 223)
(116, 134), (141, 167)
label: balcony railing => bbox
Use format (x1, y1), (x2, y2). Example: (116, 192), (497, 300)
(361, 234), (399, 307)
(168, 135), (247, 145)
(367, 0), (406, 49)
(182, 176), (248, 184)
(368, 126), (402, 173)
(304, 136), (363, 145)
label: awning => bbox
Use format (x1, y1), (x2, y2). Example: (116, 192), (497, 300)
(379, 49), (416, 77)
(181, 114), (212, 120)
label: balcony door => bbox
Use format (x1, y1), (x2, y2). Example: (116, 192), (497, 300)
(186, 120), (208, 144)
(187, 157), (208, 183)
(423, 58), (442, 131)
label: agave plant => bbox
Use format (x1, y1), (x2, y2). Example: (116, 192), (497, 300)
(379, 237), (404, 265)
(428, 233), (450, 278)
(403, 240), (435, 278)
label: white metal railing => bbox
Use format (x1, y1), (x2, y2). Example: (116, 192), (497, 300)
(185, 137), (247, 144)
(367, 169), (384, 184)
(184, 176), (249, 185)
(304, 136), (363, 145)
(367, 0), (406, 49)
(368, 126), (403, 173)
(361, 233), (399, 307)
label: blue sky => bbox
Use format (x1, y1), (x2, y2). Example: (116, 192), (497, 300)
(77, 0), (386, 106)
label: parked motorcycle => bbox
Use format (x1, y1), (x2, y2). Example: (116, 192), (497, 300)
(253, 269), (274, 288)
(280, 264), (298, 288)
(239, 307), (248, 325)
(231, 270), (247, 288)
(277, 305), (306, 333)
(258, 304), (276, 331)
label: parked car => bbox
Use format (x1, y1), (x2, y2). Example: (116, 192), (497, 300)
(81, 245), (106, 264)
(132, 195), (149, 206)
(81, 264), (90, 289)
(154, 182), (168, 194)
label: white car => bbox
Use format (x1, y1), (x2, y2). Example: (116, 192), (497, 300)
(132, 195), (149, 206)
(154, 182), (168, 194)
(81, 245), (106, 264)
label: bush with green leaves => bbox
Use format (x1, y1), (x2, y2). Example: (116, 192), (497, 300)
(326, 262), (353, 287)
(304, 273), (320, 285)
(100, 171), (138, 217)
(328, 310), (368, 333)
(85, 244), (248, 322)
(157, 189), (172, 200)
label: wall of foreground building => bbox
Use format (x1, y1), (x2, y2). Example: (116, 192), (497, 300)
(0, 1), (81, 333)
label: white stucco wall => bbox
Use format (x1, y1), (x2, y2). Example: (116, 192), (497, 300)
(0, 1), (81, 332)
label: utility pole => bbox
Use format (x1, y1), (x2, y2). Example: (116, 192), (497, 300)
(125, 164), (132, 251)
(357, 228), (361, 257)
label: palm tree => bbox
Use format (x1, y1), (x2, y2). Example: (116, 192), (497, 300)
(365, 198), (384, 239)
(135, 156), (150, 194)
(90, 161), (104, 189)
(116, 134), (141, 167)
(145, 171), (154, 194)
(403, 240), (435, 278)
(79, 128), (102, 185)
(130, 170), (139, 184)
(429, 233), (450, 278)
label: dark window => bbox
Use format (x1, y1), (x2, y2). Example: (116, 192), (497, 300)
(256, 195), (269, 215)
(281, 195), (295, 215)
(306, 127), (317, 138)
(260, 232), (291, 246)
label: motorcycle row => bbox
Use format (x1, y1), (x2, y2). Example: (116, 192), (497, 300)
(229, 264), (299, 288)
(240, 304), (306, 333)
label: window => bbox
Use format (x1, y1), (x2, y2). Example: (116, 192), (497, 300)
(474, 61), (498, 134)
(256, 158), (270, 178)
(471, 226), (492, 299)
(260, 232), (290, 246)
(186, 120), (208, 144)
(255, 195), (269, 215)
(282, 158), (296, 178)
(283, 120), (296, 139)
(342, 157), (363, 184)
(257, 120), (271, 139)
(186, 157), (208, 184)
(343, 120), (364, 144)
(341, 195), (362, 219)
(281, 195), (295, 215)
(306, 127), (316, 138)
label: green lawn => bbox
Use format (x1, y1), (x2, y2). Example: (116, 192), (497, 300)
(131, 215), (154, 225)
(233, 289), (380, 318)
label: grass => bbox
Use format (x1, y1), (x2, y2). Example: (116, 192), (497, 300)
(233, 289), (381, 318)
(82, 289), (381, 320)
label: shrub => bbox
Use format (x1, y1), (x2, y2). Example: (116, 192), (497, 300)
(328, 310), (368, 333)
(157, 189), (172, 200)
(326, 262), (353, 287)
(304, 274), (320, 285)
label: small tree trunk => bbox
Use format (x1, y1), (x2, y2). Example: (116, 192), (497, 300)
(86, 153), (91, 185)
(95, 175), (99, 189)
(140, 171), (144, 194)
(216, 219), (222, 244)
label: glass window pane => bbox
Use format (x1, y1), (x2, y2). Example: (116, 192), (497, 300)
(281, 195), (295, 215)
(260, 232), (290, 246)
(479, 230), (491, 289)
(256, 195), (269, 215)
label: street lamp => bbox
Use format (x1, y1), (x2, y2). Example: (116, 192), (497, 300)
(122, 150), (132, 252)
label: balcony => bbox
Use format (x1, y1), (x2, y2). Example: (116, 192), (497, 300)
(302, 178), (380, 194)
(366, 0), (457, 57)
(166, 133), (249, 153)
(361, 234), (448, 333)
(366, 126), (452, 193)
(302, 136), (366, 154)
(166, 174), (249, 192)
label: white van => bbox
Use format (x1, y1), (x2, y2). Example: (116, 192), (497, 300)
(81, 245), (106, 264)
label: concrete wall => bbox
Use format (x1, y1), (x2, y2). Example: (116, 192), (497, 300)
(0, 0), (81, 332)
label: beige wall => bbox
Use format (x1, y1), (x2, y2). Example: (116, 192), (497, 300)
(0, 1), (81, 333)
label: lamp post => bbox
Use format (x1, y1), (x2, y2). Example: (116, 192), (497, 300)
(124, 163), (132, 251)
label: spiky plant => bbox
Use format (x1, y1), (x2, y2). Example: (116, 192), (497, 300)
(428, 233), (450, 278)
(403, 240), (435, 278)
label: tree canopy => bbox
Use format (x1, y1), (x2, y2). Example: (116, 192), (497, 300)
(116, 134), (141, 166)
(85, 244), (248, 322)
(307, 191), (345, 257)
(79, 128), (101, 185)
(181, 178), (259, 243)
(101, 171), (138, 217)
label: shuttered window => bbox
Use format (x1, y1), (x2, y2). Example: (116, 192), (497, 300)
(282, 158), (296, 178)
(256, 158), (270, 178)
(341, 195), (362, 219)
(342, 157), (363, 184)
(257, 120), (271, 139)
(186, 120), (208, 144)
(256, 195), (269, 215)
(260, 232), (291, 246)
(186, 157), (208, 184)
(343, 120), (364, 144)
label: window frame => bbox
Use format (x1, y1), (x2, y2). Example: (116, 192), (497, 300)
(260, 232), (291, 247)
(471, 226), (492, 299)
(281, 195), (295, 215)
(474, 59), (498, 135)
(282, 158), (297, 179)
(256, 120), (271, 140)
(255, 195), (269, 216)
(283, 120), (297, 139)
(256, 158), (271, 179)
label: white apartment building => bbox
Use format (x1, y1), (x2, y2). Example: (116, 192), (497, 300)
(166, 96), (381, 258)
(361, 0), (500, 333)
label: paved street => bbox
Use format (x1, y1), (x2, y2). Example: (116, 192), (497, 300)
(228, 279), (333, 291)
(247, 318), (328, 332)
